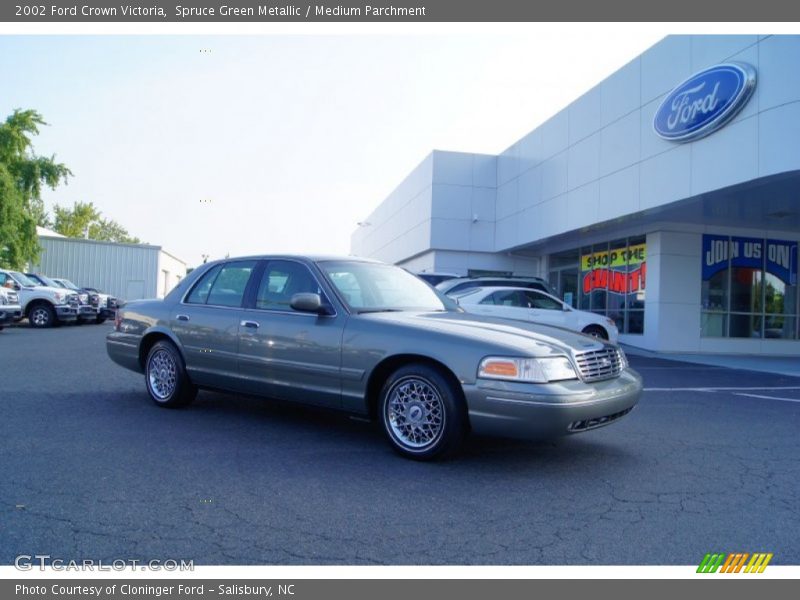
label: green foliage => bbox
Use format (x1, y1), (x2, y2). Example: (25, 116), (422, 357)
(0, 109), (72, 269)
(53, 200), (141, 244)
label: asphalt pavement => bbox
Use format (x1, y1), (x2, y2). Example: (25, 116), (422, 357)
(1, 324), (798, 565)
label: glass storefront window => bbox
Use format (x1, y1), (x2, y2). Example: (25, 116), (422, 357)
(551, 236), (647, 335)
(701, 235), (798, 340)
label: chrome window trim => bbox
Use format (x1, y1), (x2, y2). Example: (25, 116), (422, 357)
(180, 260), (257, 309)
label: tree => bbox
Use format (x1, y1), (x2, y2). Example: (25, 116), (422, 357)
(53, 200), (141, 244)
(0, 109), (71, 269)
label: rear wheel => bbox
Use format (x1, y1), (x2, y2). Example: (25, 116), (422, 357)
(28, 303), (56, 328)
(582, 325), (608, 340)
(145, 340), (197, 408)
(379, 363), (468, 460)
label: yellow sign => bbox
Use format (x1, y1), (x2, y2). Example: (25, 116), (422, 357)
(581, 243), (646, 271)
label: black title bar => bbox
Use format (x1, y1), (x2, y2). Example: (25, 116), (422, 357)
(4, 0), (800, 22)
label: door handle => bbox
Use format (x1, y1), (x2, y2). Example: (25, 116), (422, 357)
(176, 314), (190, 322)
(240, 320), (260, 329)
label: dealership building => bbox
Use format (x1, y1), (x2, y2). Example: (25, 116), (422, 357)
(351, 35), (800, 355)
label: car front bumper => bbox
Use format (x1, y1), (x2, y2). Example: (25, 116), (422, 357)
(77, 305), (99, 319)
(1, 306), (23, 321)
(55, 306), (78, 321)
(463, 368), (642, 440)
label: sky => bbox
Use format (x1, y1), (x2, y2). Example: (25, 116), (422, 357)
(0, 28), (665, 267)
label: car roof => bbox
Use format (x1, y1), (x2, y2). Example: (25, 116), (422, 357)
(458, 286), (562, 300)
(203, 254), (383, 265)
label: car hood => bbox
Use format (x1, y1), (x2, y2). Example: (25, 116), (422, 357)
(23, 285), (72, 296)
(358, 310), (610, 355)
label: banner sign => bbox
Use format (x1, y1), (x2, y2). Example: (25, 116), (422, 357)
(702, 235), (798, 284)
(581, 243), (646, 295)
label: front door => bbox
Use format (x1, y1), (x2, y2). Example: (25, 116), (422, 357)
(237, 259), (345, 408)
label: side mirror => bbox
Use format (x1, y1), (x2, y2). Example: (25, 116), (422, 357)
(290, 292), (324, 314)
(12, 282), (21, 291)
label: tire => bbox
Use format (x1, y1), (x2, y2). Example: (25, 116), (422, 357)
(379, 363), (468, 460)
(95, 316), (106, 324)
(28, 303), (56, 328)
(582, 325), (609, 340)
(144, 340), (197, 408)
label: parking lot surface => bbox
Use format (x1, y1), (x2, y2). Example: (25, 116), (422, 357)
(1, 324), (798, 565)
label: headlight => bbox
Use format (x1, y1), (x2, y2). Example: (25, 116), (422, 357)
(617, 348), (629, 370)
(54, 292), (66, 303)
(0, 295), (6, 305)
(605, 317), (617, 328)
(478, 356), (577, 383)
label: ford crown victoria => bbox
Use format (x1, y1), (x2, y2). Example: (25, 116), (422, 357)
(106, 256), (641, 460)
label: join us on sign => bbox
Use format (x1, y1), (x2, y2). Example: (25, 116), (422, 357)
(702, 235), (798, 285)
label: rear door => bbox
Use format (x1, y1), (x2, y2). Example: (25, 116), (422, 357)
(237, 259), (346, 408)
(523, 290), (570, 329)
(473, 290), (532, 322)
(171, 260), (258, 390)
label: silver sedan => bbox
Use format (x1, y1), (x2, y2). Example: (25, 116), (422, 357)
(107, 256), (642, 460)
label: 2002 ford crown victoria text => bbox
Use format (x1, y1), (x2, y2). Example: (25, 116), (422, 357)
(106, 256), (642, 460)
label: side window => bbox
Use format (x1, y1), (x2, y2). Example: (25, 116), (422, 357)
(186, 265), (222, 304)
(256, 260), (322, 311)
(489, 290), (527, 307)
(186, 261), (256, 307)
(525, 291), (562, 310)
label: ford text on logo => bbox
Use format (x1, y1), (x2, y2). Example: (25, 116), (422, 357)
(653, 63), (756, 142)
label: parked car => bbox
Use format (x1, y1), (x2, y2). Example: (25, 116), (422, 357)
(50, 277), (104, 324)
(0, 270), (78, 327)
(26, 274), (97, 324)
(436, 275), (559, 298)
(414, 271), (460, 286)
(82, 287), (119, 323)
(454, 286), (619, 342)
(106, 255), (641, 460)
(0, 286), (23, 331)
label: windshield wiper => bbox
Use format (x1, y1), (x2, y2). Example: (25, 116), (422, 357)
(356, 308), (405, 314)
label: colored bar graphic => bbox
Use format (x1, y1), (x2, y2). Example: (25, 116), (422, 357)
(699, 552), (773, 573)
(697, 553), (726, 573)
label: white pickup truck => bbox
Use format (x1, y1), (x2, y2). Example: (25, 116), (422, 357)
(0, 269), (79, 328)
(0, 286), (22, 331)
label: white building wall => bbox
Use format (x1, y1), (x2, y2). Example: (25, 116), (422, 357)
(495, 35), (800, 251)
(34, 236), (187, 301)
(157, 251), (188, 299)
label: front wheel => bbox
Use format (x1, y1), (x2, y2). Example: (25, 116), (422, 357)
(582, 325), (609, 340)
(379, 364), (468, 460)
(28, 304), (56, 328)
(145, 340), (197, 408)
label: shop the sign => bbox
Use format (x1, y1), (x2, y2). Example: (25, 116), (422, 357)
(702, 235), (798, 284)
(581, 243), (646, 295)
(654, 63), (756, 142)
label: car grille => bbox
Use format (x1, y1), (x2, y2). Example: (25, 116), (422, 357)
(89, 294), (100, 307)
(573, 347), (623, 382)
(107, 297), (118, 309)
(67, 293), (79, 307)
(567, 407), (634, 433)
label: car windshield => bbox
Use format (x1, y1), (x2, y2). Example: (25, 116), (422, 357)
(60, 279), (80, 290)
(10, 272), (38, 287)
(37, 275), (60, 288)
(320, 261), (449, 313)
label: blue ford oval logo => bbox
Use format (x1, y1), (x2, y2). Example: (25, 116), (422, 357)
(653, 62), (756, 142)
